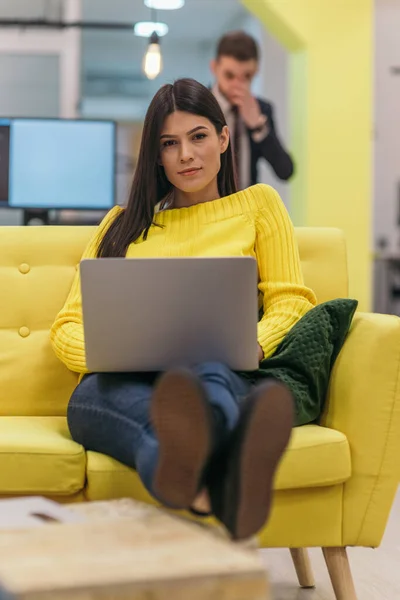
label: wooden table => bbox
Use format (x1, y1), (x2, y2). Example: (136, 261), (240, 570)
(0, 499), (269, 599)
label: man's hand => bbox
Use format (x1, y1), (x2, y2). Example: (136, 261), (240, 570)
(258, 344), (264, 363)
(231, 85), (265, 130)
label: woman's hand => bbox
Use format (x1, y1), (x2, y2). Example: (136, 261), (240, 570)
(258, 344), (264, 363)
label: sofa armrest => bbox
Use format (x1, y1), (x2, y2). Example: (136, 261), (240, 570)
(321, 311), (400, 546)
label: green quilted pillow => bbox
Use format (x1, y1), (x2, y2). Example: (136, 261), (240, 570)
(241, 298), (358, 426)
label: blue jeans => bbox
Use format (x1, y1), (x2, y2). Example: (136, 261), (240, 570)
(67, 362), (252, 502)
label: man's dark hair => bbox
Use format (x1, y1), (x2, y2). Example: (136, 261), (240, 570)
(216, 31), (259, 62)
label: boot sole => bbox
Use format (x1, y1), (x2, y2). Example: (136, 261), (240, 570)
(228, 382), (294, 540)
(151, 369), (212, 509)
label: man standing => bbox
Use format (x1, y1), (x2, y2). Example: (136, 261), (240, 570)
(211, 31), (294, 189)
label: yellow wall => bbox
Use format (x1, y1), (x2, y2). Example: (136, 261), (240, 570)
(242, 0), (373, 310)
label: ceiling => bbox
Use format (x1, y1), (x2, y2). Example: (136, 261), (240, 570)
(0, 0), (246, 43)
(0, 0), (253, 117)
(82, 0), (246, 42)
(80, 0), (247, 75)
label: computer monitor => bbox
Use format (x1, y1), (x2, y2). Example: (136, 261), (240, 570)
(4, 118), (116, 210)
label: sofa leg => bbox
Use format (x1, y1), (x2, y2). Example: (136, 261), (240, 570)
(290, 548), (315, 588)
(322, 547), (358, 600)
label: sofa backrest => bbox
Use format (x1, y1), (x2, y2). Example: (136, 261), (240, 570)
(0, 225), (348, 417)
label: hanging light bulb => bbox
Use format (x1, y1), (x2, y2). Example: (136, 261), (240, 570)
(134, 21), (168, 37)
(143, 31), (163, 80)
(145, 0), (185, 9)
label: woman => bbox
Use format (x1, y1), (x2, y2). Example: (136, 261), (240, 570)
(50, 78), (317, 541)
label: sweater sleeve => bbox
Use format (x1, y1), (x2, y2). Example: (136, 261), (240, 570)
(50, 206), (123, 373)
(254, 185), (317, 360)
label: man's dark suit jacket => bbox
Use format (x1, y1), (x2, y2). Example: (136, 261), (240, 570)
(248, 98), (294, 185)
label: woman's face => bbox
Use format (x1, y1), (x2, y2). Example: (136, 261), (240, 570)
(159, 111), (229, 194)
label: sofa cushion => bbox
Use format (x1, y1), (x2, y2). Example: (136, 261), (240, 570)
(275, 424), (351, 489)
(85, 452), (157, 504)
(84, 424), (351, 502)
(0, 417), (86, 495)
(0, 226), (89, 416)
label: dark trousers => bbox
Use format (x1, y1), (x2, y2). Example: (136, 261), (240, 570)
(67, 362), (253, 503)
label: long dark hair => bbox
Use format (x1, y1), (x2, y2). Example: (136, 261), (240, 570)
(97, 78), (237, 258)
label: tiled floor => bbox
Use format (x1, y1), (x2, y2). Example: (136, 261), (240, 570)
(260, 487), (400, 599)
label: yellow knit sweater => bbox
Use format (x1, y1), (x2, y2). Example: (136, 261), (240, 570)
(50, 184), (317, 374)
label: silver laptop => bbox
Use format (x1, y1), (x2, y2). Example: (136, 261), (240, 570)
(80, 257), (259, 372)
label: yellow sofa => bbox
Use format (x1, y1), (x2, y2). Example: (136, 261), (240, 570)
(1, 225), (399, 598)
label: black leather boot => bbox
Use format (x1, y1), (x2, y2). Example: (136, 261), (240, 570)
(151, 368), (216, 509)
(208, 379), (294, 540)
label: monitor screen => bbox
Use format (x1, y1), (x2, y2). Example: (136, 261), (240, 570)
(5, 118), (115, 210)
